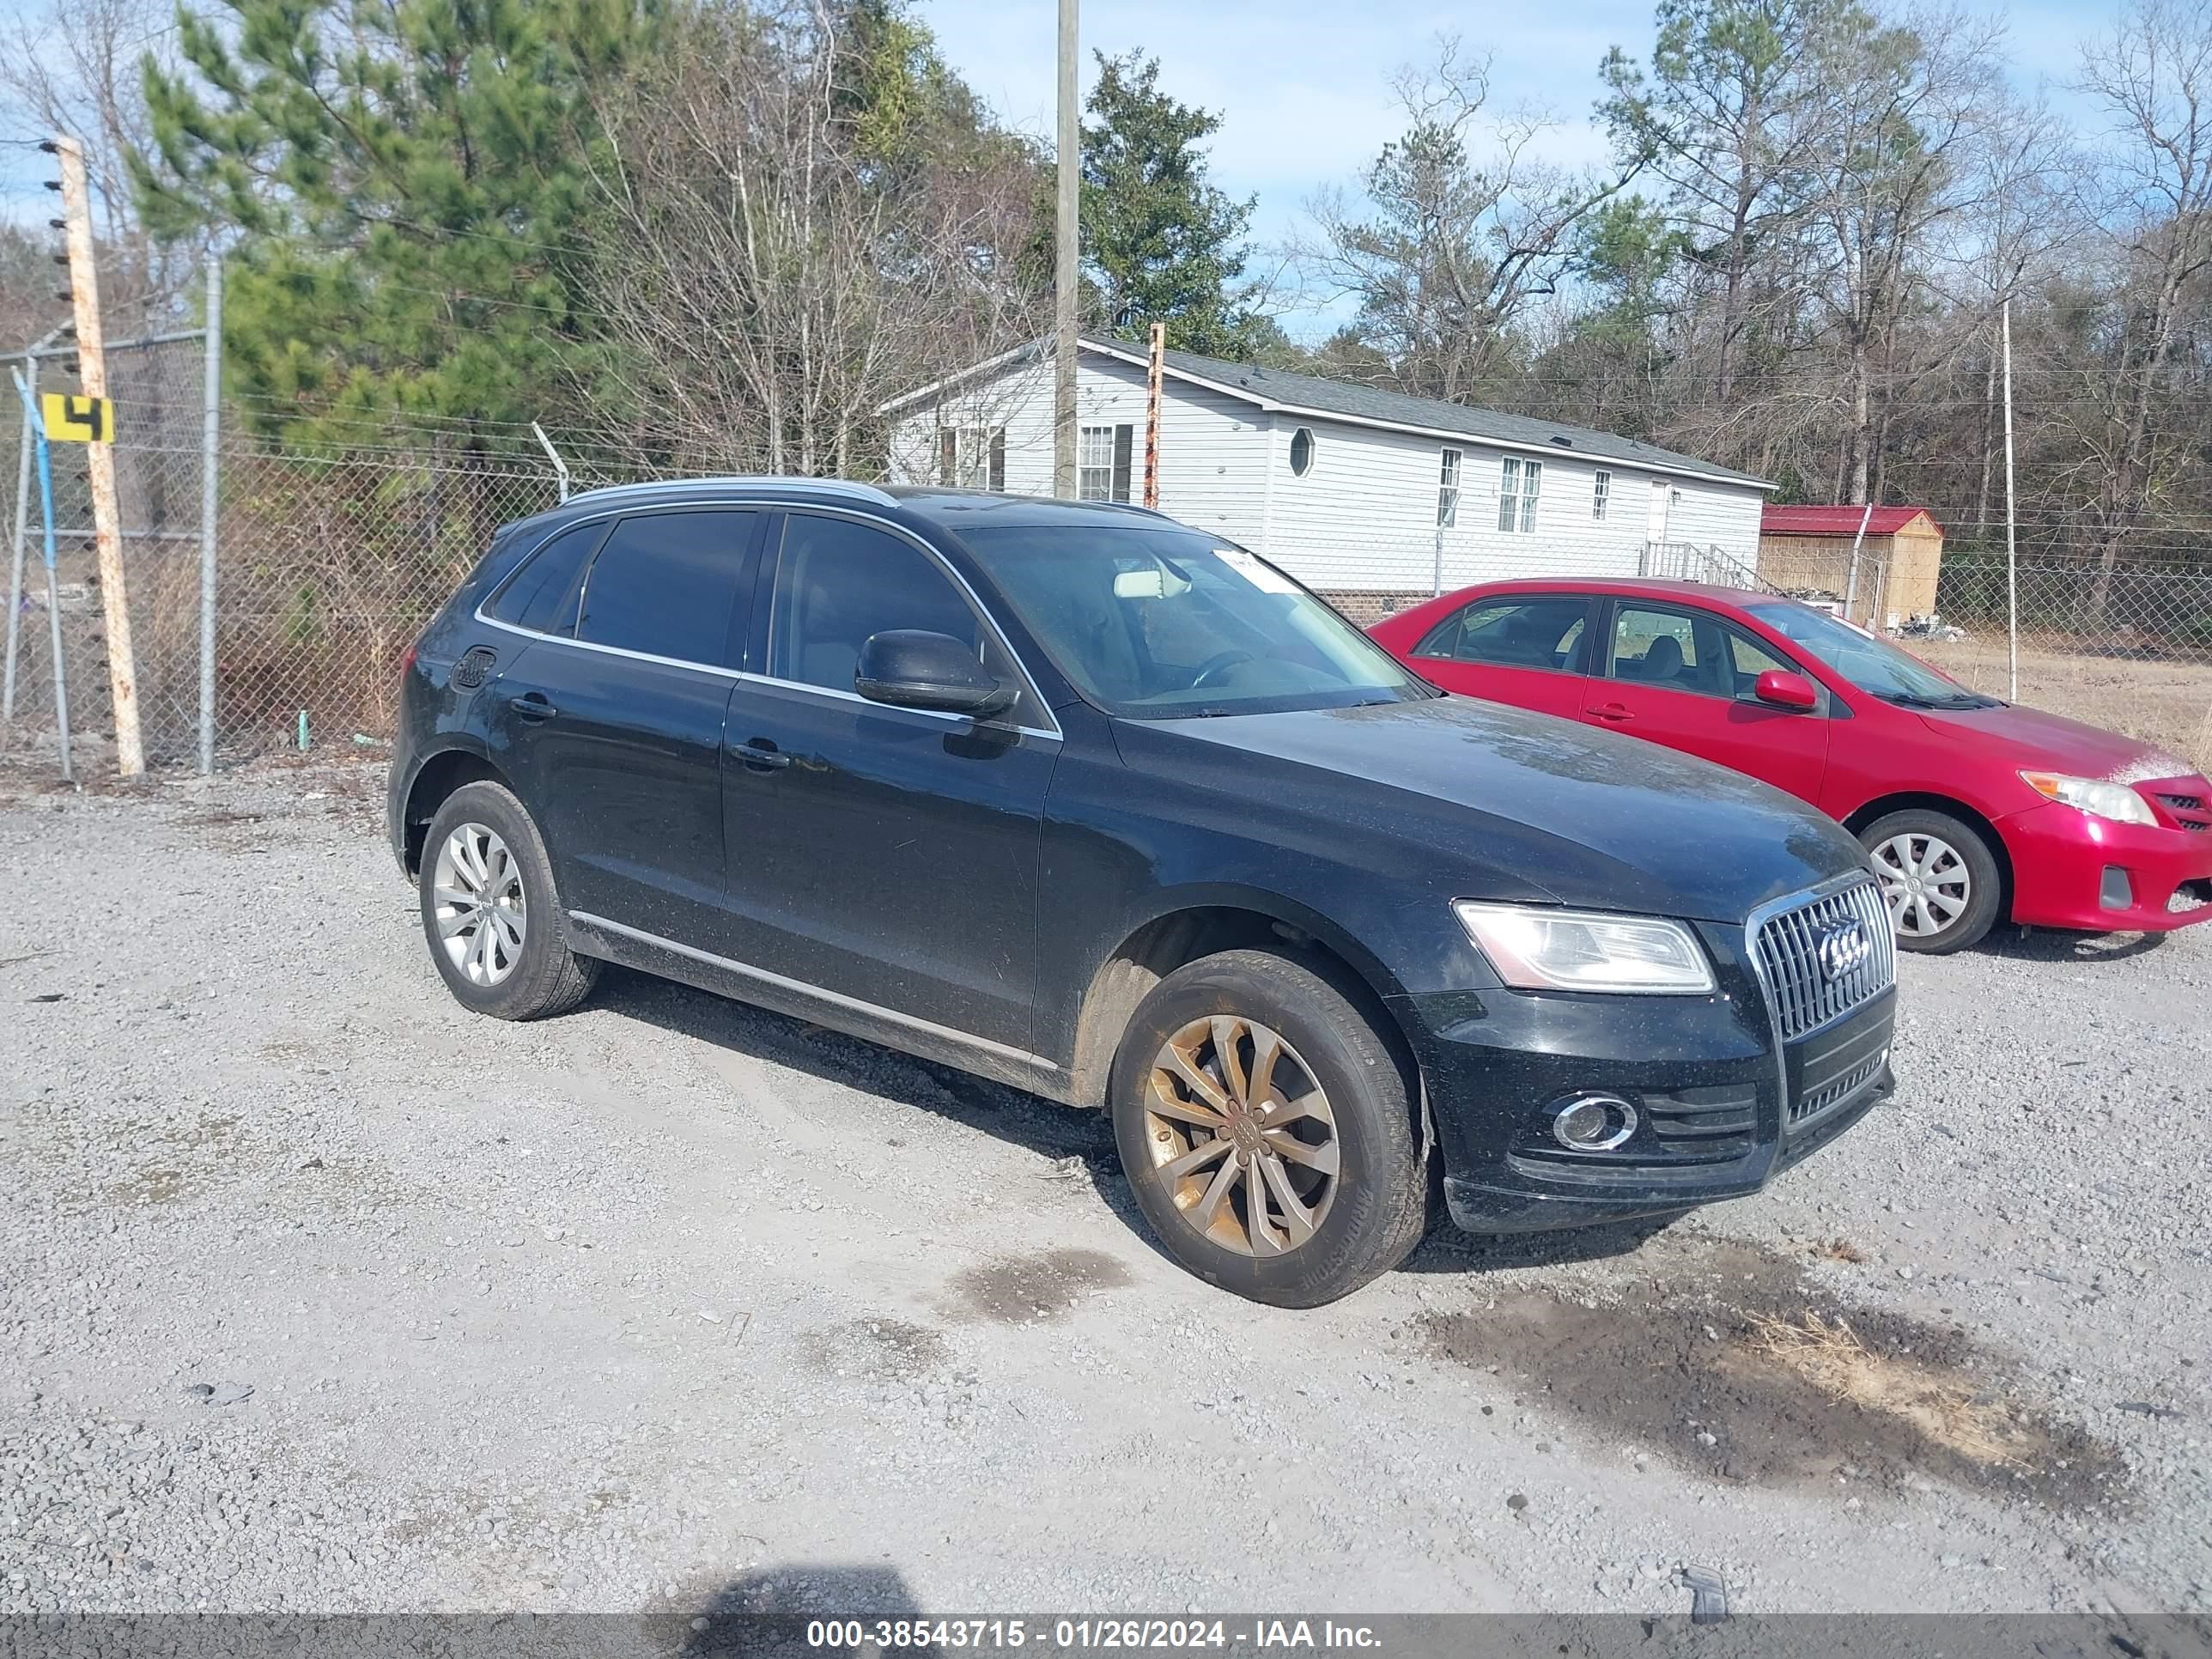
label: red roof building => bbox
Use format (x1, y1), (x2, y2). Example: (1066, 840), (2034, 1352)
(1757, 505), (1946, 625)
(1760, 505), (1944, 539)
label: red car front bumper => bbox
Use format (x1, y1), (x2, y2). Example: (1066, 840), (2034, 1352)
(2000, 786), (2212, 933)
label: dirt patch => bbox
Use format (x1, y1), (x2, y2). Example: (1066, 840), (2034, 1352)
(798, 1317), (952, 1382)
(945, 1248), (1132, 1323)
(97, 1112), (243, 1207)
(1416, 1239), (2125, 1515)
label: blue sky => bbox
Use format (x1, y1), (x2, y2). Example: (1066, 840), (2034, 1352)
(2, 0), (2126, 289)
(919, 0), (2118, 325)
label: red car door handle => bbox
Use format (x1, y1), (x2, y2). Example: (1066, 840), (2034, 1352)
(1592, 702), (1635, 722)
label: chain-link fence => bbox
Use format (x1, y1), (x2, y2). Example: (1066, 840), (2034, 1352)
(3, 329), (216, 773)
(1916, 551), (2212, 775)
(3, 325), (2209, 780)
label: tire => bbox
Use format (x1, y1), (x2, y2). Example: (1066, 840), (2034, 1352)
(1859, 807), (2003, 954)
(418, 781), (600, 1019)
(1109, 948), (1428, 1307)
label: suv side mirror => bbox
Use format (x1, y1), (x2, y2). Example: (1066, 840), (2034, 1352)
(1753, 668), (1820, 712)
(855, 629), (1017, 717)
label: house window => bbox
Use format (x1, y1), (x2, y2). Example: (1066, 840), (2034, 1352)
(1437, 448), (1462, 528)
(1593, 468), (1611, 521)
(1079, 423), (1133, 502)
(1289, 426), (1316, 477)
(936, 426), (1004, 489)
(1498, 457), (1542, 533)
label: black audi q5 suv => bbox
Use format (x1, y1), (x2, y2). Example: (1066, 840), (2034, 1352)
(387, 478), (1896, 1305)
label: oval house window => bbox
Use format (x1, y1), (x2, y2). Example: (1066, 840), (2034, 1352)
(1289, 427), (1316, 477)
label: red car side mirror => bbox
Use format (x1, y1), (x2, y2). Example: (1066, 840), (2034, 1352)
(1753, 669), (1820, 711)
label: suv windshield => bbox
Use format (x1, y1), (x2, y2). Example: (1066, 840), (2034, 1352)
(1746, 602), (2001, 710)
(958, 524), (1436, 719)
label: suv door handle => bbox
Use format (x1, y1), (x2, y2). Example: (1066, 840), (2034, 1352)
(1591, 702), (1635, 723)
(730, 738), (792, 771)
(508, 691), (559, 721)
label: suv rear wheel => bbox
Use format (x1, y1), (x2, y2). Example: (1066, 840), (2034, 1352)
(419, 781), (600, 1019)
(1109, 949), (1428, 1307)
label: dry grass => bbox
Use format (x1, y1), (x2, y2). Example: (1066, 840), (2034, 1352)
(1917, 635), (2212, 775)
(1742, 1310), (2039, 1471)
(1814, 1238), (1868, 1264)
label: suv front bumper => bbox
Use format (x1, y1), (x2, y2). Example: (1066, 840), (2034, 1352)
(1393, 959), (1895, 1235)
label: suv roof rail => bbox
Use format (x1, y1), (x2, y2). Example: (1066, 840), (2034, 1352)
(564, 475), (901, 508)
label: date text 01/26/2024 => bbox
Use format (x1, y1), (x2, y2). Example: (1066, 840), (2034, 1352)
(803, 1622), (1383, 1651)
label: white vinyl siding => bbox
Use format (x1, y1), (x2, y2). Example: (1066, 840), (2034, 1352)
(886, 345), (1765, 597)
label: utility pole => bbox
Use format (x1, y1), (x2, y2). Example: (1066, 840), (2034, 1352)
(1053, 0), (1079, 499)
(51, 135), (143, 776)
(2002, 299), (2019, 702)
(1143, 321), (1163, 508)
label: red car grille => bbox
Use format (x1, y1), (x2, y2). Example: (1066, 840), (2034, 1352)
(2148, 788), (2211, 833)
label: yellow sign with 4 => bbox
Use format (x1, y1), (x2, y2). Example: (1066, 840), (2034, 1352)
(39, 392), (113, 443)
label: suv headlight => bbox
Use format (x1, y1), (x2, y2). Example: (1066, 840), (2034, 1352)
(1453, 901), (1716, 995)
(2019, 771), (2156, 826)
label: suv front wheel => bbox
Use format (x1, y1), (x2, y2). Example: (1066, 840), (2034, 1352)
(1109, 949), (1429, 1307)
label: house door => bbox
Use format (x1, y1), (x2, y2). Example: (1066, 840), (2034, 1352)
(1646, 478), (1672, 551)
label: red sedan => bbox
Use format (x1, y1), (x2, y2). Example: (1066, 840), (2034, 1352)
(1368, 578), (2212, 953)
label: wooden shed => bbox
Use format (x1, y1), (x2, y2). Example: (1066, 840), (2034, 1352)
(1757, 506), (1945, 628)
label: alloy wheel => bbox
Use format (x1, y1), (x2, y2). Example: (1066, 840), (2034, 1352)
(1872, 831), (1972, 939)
(432, 822), (527, 986)
(1142, 1015), (1340, 1257)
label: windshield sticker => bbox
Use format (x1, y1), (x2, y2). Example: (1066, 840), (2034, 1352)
(1218, 550), (1298, 595)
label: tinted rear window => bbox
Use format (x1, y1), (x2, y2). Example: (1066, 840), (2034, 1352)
(486, 520), (604, 635)
(575, 511), (750, 665)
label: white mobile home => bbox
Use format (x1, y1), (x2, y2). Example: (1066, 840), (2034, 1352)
(883, 337), (1771, 620)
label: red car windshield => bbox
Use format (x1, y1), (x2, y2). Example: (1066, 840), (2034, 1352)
(1747, 602), (2000, 710)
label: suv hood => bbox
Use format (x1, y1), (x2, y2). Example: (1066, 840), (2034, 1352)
(1914, 700), (2196, 785)
(1134, 694), (1868, 925)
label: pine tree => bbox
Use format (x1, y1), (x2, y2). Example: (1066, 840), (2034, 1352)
(1079, 50), (1266, 360)
(133, 0), (660, 449)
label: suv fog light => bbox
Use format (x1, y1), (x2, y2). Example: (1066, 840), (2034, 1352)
(1552, 1093), (1638, 1152)
(2100, 866), (2133, 911)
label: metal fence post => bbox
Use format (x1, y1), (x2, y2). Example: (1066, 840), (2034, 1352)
(3, 351), (32, 732)
(531, 422), (570, 502)
(10, 367), (70, 781)
(198, 257), (223, 775)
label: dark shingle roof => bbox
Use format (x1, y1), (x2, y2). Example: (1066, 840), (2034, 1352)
(1110, 339), (1770, 489)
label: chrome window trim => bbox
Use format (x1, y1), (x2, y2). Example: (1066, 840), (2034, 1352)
(470, 497), (1062, 740)
(569, 909), (1060, 1076)
(738, 670), (1062, 743)
(473, 613), (1062, 744)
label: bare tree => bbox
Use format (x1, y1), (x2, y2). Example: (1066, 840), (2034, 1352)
(2072, 0), (2212, 617)
(1306, 37), (1633, 403)
(1600, 0), (1839, 405)
(1797, 4), (2005, 502)
(576, 0), (1046, 477)
(0, 0), (203, 331)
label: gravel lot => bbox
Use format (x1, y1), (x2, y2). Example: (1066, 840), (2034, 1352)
(2, 758), (2207, 1618)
